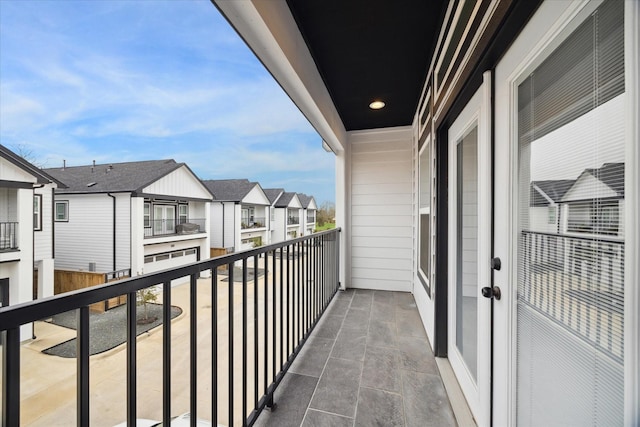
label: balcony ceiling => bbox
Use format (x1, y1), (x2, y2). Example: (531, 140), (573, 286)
(286, 0), (448, 131)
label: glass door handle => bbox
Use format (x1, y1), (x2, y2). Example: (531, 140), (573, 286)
(482, 286), (501, 300)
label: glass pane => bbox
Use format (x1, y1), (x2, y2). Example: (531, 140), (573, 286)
(456, 126), (478, 382)
(419, 145), (431, 209)
(419, 214), (431, 295)
(516, 1), (624, 425)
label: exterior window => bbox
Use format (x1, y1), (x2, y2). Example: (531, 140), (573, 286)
(55, 201), (68, 222)
(567, 201), (619, 236)
(144, 256), (154, 264)
(418, 139), (431, 296)
(178, 204), (188, 224)
(34, 194), (42, 230)
(144, 203), (151, 228)
(547, 206), (557, 225)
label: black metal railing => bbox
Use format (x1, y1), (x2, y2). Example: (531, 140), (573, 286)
(241, 217), (266, 230)
(520, 230), (624, 362)
(144, 218), (206, 237)
(287, 216), (299, 225)
(0, 228), (341, 426)
(0, 222), (18, 251)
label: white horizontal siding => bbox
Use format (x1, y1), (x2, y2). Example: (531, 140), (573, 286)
(351, 256), (413, 271)
(349, 127), (414, 292)
(34, 185), (54, 262)
(347, 215), (412, 227)
(115, 193), (131, 271)
(54, 194), (114, 272)
(210, 203), (224, 248)
(352, 225), (413, 238)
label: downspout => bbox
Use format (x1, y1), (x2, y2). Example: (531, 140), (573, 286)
(108, 193), (116, 271)
(51, 186), (55, 260)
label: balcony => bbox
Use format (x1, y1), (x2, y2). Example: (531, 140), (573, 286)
(144, 218), (206, 238)
(0, 228), (458, 426)
(241, 217), (266, 230)
(306, 216), (315, 224)
(287, 216), (299, 226)
(0, 222), (18, 251)
(522, 230), (625, 361)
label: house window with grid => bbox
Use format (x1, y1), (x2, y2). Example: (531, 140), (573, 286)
(144, 202), (151, 228)
(178, 204), (188, 224)
(55, 201), (68, 222)
(34, 194), (42, 230)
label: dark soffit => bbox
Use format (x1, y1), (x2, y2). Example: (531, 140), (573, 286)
(286, 0), (448, 131)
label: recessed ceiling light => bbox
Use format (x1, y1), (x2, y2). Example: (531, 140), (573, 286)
(369, 100), (385, 110)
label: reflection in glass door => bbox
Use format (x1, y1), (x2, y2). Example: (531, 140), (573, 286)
(515, 1), (625, 424)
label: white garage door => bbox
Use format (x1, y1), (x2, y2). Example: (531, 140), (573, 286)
(143, 247), (199, 276)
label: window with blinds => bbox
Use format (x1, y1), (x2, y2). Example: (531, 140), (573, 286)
(516, 0), (625, 425)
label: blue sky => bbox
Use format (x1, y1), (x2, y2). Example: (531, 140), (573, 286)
(0, 0), (335, 204)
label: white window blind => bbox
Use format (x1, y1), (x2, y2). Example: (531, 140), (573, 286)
(516, 1), (625, 425)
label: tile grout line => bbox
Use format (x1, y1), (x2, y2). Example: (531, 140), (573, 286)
(351, 291), (373, 426)
(395, 292), (409, 427)
(301, 290), (356, 426)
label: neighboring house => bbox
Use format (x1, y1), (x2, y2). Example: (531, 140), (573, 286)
(297, 193), (317, 235)
(263, 188), (284, 243)
(561, 162), (625, 237)
(202, 179), (271, 252)
(529, 179), (574, 233)
(1, 144), (63, 339)
(44, 160), (212, 280)
(267, 191), (303, 241)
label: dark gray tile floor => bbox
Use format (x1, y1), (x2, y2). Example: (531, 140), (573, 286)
(254, 289), (457, 427)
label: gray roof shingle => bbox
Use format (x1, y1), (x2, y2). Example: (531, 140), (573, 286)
(275, 192), (297, 208)
(201, 179), (259, 202)
(297, 193), (315, 209)
(263, 188), (284, 204)
(44, 159), (183, 193)
(530, 180), (575, 206)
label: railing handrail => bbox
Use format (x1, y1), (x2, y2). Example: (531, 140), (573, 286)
(521, 229), (623, 244)
(0, 227), (340, 332)
(1, 227), (341, 427)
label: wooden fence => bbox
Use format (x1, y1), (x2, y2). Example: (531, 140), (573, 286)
(54, 269), (130, 312)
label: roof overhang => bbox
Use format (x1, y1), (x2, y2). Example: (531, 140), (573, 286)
(213, 0), (446, 152)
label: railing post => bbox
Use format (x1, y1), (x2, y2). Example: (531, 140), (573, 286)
(126, 291), (137, 426)
(77, 306), (90, 427)
(190, 273), (198, 424)
(2, 327), (20, 427)
(162, 281), (171, 427)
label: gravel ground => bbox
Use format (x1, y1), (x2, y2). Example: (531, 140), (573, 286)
(43, 303), (182, 358)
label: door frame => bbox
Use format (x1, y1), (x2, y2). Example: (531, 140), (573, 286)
(446, 72), (492, 426)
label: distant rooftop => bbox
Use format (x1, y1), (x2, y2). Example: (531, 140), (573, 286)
(201, 179), (259, 202)
(44, 159), (183, 194)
